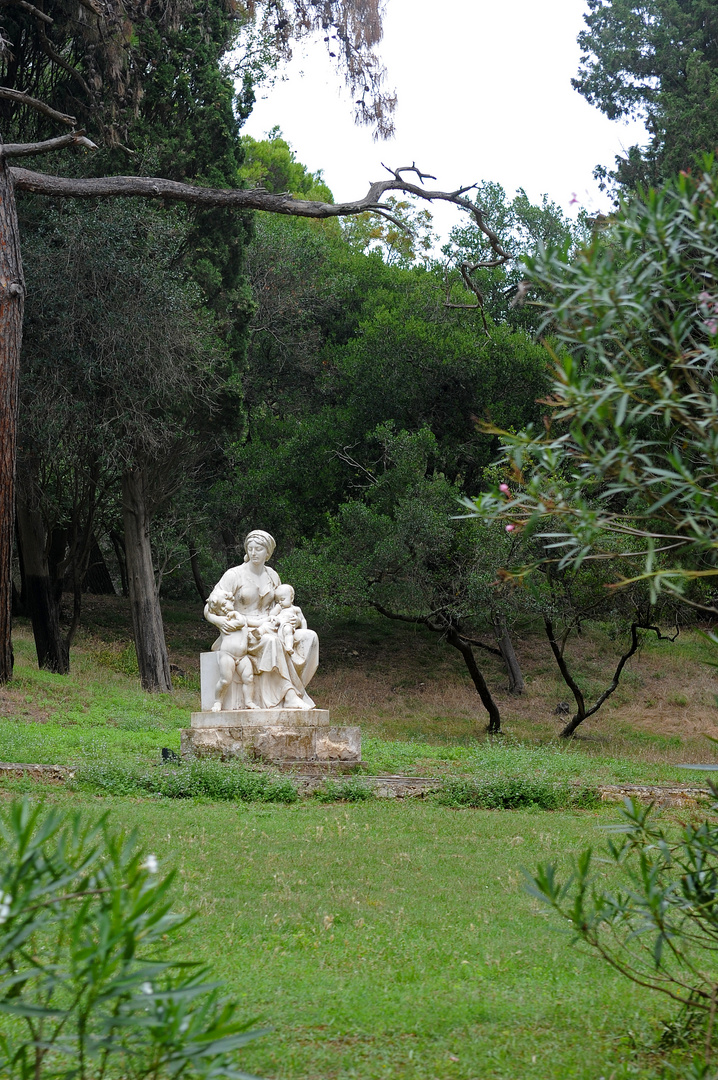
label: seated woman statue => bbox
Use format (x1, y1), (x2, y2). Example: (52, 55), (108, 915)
(204, 530), (318, 710)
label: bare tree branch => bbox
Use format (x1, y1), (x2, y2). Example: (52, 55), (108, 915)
(7, 167), (513, 253)
(36, 25), (92, 96)
(0, 87), (76, 126)
(2, 132), (98, 158)
(0, 0), (53, 24)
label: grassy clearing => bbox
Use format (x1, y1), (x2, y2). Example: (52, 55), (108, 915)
(1, 600), (717, 786)
(2, 789), (691, 1080)
(1, 599), (717, 1075)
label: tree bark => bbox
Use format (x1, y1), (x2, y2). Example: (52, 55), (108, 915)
(15, 461), (68, 672)
(110, 530), (128, 596)
(492, 611), (525, 694)
(188, 542), (208, 604)
(82, 535), (116, 594)
(0, 156), (24, 681)
(446, 626), (501, 733)
(121, 466), (172, 693)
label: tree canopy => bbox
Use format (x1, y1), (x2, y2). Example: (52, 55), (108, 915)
(574, 0), (718, 190)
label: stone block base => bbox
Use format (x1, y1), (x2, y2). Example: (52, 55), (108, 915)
(181, 722), (361, 764)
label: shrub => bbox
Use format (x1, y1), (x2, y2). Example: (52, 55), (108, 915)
(529, 792), (718, 1071)
(76, 759), (299, 803)
(435, 776), (599, 810)
(0, 798), (264, 1078)
(313, 776), (375, 803)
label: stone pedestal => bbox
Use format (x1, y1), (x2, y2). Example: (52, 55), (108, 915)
(181, 708), (361, 765)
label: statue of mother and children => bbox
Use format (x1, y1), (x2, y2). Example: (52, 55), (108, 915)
(186, 528), (359, 765)
(203, 529), (318, 712)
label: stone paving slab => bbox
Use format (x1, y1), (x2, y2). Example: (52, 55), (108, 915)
(0, 762), (75, 781)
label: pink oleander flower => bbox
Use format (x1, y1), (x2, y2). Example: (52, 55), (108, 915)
(499, 483), (510, 494)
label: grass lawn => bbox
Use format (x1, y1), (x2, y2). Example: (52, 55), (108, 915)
(13, 789), (682, 1080)
(1, 599), (717, 1076)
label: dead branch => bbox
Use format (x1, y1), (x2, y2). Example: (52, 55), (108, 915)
(0, 0), (53, 23)
(0, 87), (76, 126)
(445, 261), (491, 334)
(37, 25), (92, 96)
(2, 131), (98, 157)
(7, 167), (512, 254)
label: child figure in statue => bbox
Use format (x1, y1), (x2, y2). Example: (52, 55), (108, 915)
(206, 589), (258, 712)
(268, 584), (307, 655)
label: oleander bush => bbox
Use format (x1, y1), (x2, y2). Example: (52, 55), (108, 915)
(0, 798), (265, 1079)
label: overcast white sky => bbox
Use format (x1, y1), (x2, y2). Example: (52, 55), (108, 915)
(241, 0), (647, 241)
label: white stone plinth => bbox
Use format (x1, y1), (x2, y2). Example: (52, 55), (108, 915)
(190, 708), (331, 729)
(181, 721), (361, 764)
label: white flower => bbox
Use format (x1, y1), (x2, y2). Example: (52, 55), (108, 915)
(141, 855), (158, 875)
(0, 892), (12, 925)
(141, 982), (153, 995)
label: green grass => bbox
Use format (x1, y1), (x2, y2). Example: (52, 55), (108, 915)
(360, 734), (708, 786)
(3, 602), (718, 1076)
(9, 790), (690, 1080)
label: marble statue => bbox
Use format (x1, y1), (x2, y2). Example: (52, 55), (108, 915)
(203, 530), (318, 710)
(204, 589), (258, 712)
(266, 584), (306, 655)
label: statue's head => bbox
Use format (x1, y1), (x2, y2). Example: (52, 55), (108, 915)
(274, 584), (295, 606)
(206, 588), (235, 616)
(243, 530), (276, 563)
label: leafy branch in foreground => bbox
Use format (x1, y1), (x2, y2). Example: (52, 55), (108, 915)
(528, 795), (718, 1062)
(0, 798), (264, 1079)
(467, 162), (718, 612)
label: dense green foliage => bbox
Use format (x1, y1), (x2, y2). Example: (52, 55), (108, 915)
(471, 163), (718, 610)
(574, 0), (718, 191)
(0, 799), (263, 1078)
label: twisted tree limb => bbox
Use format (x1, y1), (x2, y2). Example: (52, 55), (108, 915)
(2, 132), (98, 157)
(10, 162), (511, 270)
(0, 87), (76, 125)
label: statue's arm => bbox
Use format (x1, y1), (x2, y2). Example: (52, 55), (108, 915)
(205, 605), (233, 634)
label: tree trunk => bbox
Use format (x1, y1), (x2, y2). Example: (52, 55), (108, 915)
(15, 463), (68, 673)
(446, 626), (501, 733)
(121, 466), (171, 693)
(188, 541), (208, 603)
(82, 535), (116, 594)
(492, 611), (525, 694)
(0, 156), (24, 682)
(110, 530), (128, 596)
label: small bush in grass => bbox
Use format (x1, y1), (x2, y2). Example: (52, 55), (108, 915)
(435, 776), (599, 810)
(313, 776), (375, 803)
(529, 791), (718, 1073)
(0, 797), (264, 1078)
(77, 759), (299, 803)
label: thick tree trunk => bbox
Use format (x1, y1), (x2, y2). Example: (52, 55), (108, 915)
(492, 611), (525, 694)
(15, 463), (68, 673)
(121, 466), (171, 693)
(0, 156), (23, 682)
(446, 626), (501, 733)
